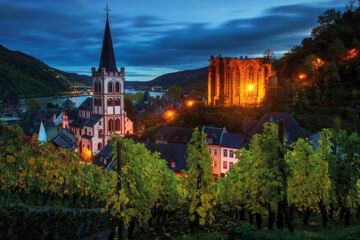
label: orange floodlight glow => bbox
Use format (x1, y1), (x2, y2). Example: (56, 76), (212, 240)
(248, 85), (254, 91)
(298, 73), (307, 80)
(186, 100), (194, 107)
(86, 150), (92, 157)
(343, 48), (358, 61)
(164, 110), (175, 119)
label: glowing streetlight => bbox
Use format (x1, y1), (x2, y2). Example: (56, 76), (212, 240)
(298, 73), (307, 80)
(248, 85), (254, 91)
(186, 100), (194, 107)
(163, 110), (175, 120)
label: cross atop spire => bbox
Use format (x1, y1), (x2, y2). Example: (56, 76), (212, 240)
(98, 4), (117, 72)
(105, 4), (111, 19)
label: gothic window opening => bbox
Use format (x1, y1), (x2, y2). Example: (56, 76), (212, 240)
(108, 82), (113, 93)
(98, 99), (102, 106)
(98, 143), (102, 150)
(107, 98), (113, 107)
(94, 83), (98, 93)
(249, 66), (254, 83)
(115, 98), (120, 106)
(115, 118), (120, 131)
(109, 119), (113, 131)
(98, 83), (101, 93)
(115, 82), (120, 92)
(235, 69), (240, 96)
(94, 98), (97, 106)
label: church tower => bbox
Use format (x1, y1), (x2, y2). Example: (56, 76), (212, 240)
(91, 7), (131, 144)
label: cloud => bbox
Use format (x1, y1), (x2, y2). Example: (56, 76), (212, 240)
(0, 0), (343, 80)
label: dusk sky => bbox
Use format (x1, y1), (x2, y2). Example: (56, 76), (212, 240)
(0, 0), (344, 81)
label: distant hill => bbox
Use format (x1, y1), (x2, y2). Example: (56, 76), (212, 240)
(0, 45), (91, 98)
(126, 67), (209, 95)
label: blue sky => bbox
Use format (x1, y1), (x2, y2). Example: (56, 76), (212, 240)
(0, 0), (345, 81)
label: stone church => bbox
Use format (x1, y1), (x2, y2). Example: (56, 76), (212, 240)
(62, 11), (133, 160)
(207, 55), (277, 107)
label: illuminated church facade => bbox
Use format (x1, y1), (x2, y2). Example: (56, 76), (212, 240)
(63, 10), (133, 160)
(207, 55), (277, 107)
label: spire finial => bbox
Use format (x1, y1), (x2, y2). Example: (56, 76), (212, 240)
(105, 4), (110, 19)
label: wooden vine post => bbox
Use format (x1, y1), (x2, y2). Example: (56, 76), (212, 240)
(117, 140), (124, 240)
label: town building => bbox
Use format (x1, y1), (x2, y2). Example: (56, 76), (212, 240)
(245, 112), (310, 145)
(1, 88), (21, 112)
(208, 55), (277, 107)
(62, 12), (133, 160)
(220, 133), (244, 177)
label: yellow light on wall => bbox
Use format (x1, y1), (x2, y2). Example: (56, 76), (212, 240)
(86, 150), (92, 157)
(248, 85), (254, 91)
(186, 100), (194, 107)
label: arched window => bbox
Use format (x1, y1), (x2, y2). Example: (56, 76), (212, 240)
(98, 82), (101, 93)
(115, 118), (120, 131)
(115, 98), (120, 106)
(93, 98), (97, 106)
(249, 66), (254, 83)
(115, 82), (120, 92)
(98, 98), (102, 106)
(107, 98), (113, 107)
(109, 119), (113, 131)
(108, 82), (113, 93)
(94, 83), (98, 93)
(98, 143), (102, 150)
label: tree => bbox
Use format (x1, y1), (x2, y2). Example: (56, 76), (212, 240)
(166, 86), (182, 101)
(263, 50), (276, 60)
(185, 128), (215, 227)
(286, 134), (332, 227)
(26, 99), (41, 110)
(328, 130), (360, 226)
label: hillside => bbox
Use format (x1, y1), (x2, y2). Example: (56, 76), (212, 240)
(127, 67), (208, 95)
(0, 45), (91, 98)
(270, 8), (360, 133)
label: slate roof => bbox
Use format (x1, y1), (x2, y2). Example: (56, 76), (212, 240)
(98, 16), (117, 72)
(64, 109), (79, 121)
(69, 118), (85, 128)
(248, 112), (310, 144)
(202, 126), (226, 145)
(94, 142), (188, 173)
(51, 134), (77, 149)
(146, 143), (187, 173)
(156, 126), (194, 144)
(83, 115), (102, 127)
(221, 133), (244, 148)
(79, 97), (93, 111)
(81, 135), (93, 139)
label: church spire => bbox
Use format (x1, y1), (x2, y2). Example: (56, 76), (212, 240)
(98, 4), (117, 72)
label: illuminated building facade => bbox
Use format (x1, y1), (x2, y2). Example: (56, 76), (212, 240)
(63, 10), (133, 161)
(208, 55), (277, 107)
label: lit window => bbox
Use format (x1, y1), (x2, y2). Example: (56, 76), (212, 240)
(171, 160), (176, 168)
(208, 149), (211, 154)
(229, 162), (233, 168)
(230, 150), (234, 158)
(214, 161), (217, 167)
(214, 149), (217, 156)
(224, 149), (227, 157)
(223, 161), (227, 169)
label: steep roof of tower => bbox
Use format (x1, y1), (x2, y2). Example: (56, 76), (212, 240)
(98, 16), (117, 72)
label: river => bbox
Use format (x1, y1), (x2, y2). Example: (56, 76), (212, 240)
(14, 90), (163, 112)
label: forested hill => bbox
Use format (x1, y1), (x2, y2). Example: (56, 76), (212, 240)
(126, 67), (208, 95)
(0, 45), (91, 98)
(269, 8), (360, 133)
